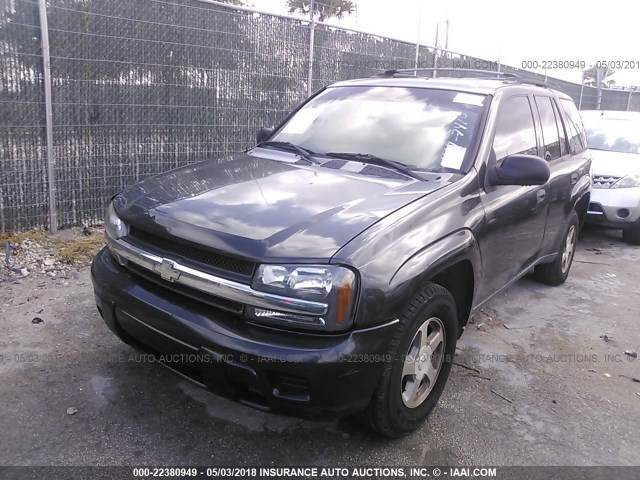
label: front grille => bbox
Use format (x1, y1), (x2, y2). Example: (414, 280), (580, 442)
(127, 226), (255, 278)
(592, 174), (621, 189)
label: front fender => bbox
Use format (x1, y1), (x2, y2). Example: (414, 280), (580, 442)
(343, 228), (482, 330)
(390, 228), (481, 300)
(331, 173), (485, 329)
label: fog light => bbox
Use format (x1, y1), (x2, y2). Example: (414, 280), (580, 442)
(618, 208), (630, 219)
(251, 308), (325, 327)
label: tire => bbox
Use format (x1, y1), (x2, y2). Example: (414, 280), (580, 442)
(622, 228), (640, 245)
(362, 282), (458, 437)
(534, 211), (579, 286)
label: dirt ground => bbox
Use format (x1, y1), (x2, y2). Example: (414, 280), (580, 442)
(0, 226), (639, 467)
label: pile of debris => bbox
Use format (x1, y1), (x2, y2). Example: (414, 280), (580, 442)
(1, 227), (105, 284)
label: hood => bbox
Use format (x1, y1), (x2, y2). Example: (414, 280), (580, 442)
(115, 151), (452, 261)
(590, 149), (640, 177)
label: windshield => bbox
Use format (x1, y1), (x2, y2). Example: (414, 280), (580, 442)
(582, 116), (640, 154)
(270, 86), (487, 172)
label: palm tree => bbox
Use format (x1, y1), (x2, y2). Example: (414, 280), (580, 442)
(582, 65), (616, 87)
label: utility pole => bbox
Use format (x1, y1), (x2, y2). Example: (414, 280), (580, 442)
(432, 22), (439, 77)
(444, 19), (449, 51)
(413, 2), (423, 73)
(596, 68), (603, 110)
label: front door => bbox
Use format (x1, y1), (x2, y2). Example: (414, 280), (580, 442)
(477, 95), (548, 301)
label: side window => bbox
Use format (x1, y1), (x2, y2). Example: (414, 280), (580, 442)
(493, 96), (538, 161)
(535, 96), (561, 161)
(551, 99), (568, 157)
(560, 98), (587, 153)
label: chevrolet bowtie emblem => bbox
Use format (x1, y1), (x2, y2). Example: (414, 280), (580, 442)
(158, 258), (181, 282)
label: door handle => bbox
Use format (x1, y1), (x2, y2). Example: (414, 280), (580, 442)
(536, 189), (546, 203)
(570, 173), (579, 185)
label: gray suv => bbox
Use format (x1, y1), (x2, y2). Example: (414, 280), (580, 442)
(92, 70), (591, 436)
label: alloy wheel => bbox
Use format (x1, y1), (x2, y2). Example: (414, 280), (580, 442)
(561, 225), (577, 274)
(401, 317), (446, 408)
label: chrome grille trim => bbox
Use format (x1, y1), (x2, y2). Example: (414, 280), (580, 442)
(592, 174), (621, 189)
(106, 232), (328, 316)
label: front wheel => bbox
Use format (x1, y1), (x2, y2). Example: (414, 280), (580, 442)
(534, 211), (579, 286)
(362, 283), (458, 437)
(622, 227), (640, 245)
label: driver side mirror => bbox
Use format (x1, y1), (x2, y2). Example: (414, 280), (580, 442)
(256, 127), (274, 144)
(487, 154), (550, 186)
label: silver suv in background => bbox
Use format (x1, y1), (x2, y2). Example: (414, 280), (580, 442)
(582, 111), (640, 245)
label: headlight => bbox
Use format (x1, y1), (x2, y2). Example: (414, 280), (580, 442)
(612, 173), (640, 188)
(249, 264), (357, 331)
(105, 202), (129, 239)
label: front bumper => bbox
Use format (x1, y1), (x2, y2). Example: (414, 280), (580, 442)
(586, 186), (640, 229)
(91, 247), (395, 420)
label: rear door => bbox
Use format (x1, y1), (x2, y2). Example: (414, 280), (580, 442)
(534, 95), (573, 252)
(539, 97), (591, 254)
(477, 95), (548, 300)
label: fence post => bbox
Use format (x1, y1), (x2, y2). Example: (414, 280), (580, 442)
(627, 89), (633, 111)
(306, 0), (316, 97)
(37, 0), (57, 234)
(578, 82), (584, 110)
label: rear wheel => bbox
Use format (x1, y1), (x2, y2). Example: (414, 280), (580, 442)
(622, 227), (640, 245)
(534, 211), (579, 286)
(362, 283), (458, 437)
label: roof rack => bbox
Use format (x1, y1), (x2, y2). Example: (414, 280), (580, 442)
(376, 68), (560, 89)
(513, 77), (561, 89)
(377, 68), (520, 79)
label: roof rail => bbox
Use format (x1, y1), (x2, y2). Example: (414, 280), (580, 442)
(507, 77), (561, 90)
(377, 68), (521, 80)
(376, 68), (562, 89)
(376, 68), (561, 90)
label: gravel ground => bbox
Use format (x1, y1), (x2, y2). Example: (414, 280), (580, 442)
(0, 226), (639, 467)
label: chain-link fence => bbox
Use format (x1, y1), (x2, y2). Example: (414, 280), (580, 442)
(1, 0), (638, 232)
(1, 0), (49, 231)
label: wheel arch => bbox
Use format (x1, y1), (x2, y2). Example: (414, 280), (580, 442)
(574, 190), (591, 230)
(389, 229), (480, 336)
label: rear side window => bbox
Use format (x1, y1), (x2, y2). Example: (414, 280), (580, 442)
(535, 96), (562, 161)
(551, 100), (568, 156)
(493, 96), (538, 161)
(560, 98), (587, 153)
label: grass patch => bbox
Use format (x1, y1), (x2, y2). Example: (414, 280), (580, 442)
(0, 229), (52, 245)
(2, 228), (105, 266)
(55, 235), (106, 265)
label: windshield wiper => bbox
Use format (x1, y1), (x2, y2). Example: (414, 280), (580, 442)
(257, 141), (320, 164)
(324, 152), (423, 180)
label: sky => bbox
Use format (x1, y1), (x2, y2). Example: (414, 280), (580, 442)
(250, 0), (640, 87)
